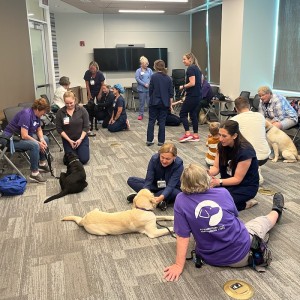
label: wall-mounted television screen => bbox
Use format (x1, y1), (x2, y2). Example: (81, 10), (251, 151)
(94, 48), (168, 72)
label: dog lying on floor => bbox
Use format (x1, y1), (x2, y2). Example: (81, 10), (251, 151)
(61, 189), (174, 238)
(266, 120), (300, 163)
(44, 152), (88, 203)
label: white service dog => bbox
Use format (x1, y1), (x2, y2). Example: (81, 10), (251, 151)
(266, 120), (300, 163)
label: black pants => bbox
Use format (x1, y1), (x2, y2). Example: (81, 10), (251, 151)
(179, 96), (199, 133)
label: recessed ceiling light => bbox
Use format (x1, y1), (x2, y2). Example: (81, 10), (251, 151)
(119, 10), (165, 13)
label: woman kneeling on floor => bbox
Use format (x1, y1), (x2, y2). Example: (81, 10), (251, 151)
(208, 120), (259, 211)
(164, 164), (284, 282)
(127, 142), (183, 211)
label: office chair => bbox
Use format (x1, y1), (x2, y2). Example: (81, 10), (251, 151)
(240, 91), (251, 100)
(171, 69), (185, 100)
(250, 94), (260, 112)
(129, 83), (139, 112)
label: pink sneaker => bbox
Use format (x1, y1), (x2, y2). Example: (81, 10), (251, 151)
(138, 115), (143, 120)
(179, 134), (193, 142)
(189, 135), (200, 142)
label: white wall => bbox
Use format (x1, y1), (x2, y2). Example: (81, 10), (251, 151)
(220, 0), (278, 98)
(54, 13), (190, 88)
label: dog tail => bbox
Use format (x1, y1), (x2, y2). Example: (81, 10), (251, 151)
(44, 190), (69, 204)
(61, 216), (84, 226)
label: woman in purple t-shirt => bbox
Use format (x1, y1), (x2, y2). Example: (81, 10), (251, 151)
(163, 164), (284, 282)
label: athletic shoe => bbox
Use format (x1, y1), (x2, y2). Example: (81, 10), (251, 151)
(157, 142), (164, 146)
(38, 164), (50, 173)
(146, 141), (154, 146)
(157, 201), (167, 211)
(179, 134), (193, 142)
(29, 173), (47, 183)
(188, 135), (200, 142)
(272, 192), (285, 222)
(138, 115), (143, 120)
(127, 193), (137, 203)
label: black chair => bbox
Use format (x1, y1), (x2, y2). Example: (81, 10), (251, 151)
(203, 86), (220, 121)
(129, 83), (139, 111)
(220, 91), (251, 120)
(250, 94), (260, 112)
(171, 69), (185, 100)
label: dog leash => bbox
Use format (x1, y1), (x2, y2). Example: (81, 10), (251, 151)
(45, 148), (59, 179)
(156, 221), (176, 239)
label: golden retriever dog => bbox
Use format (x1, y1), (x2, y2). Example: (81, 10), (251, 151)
(266, 120), (300, 163)
(62, 189), (174, 238)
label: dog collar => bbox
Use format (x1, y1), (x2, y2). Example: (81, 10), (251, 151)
(135, 206), (154, 212)
(69, 158), (80, 165)
(266, 126), (273, 133)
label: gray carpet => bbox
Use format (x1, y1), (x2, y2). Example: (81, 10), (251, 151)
(1, 111), (300, 300)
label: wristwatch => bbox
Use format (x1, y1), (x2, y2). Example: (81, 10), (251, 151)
(219, 179), (223, 187)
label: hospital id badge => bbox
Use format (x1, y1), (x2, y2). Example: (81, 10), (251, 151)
(90, 79), (95, 86)
(157, 180), (166, 188)
(63, 116), (70, 125)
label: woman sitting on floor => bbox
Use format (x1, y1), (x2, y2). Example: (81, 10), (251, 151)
(164, 164), (284, 282)
(208, 120), (259, 211)
(56, 91), (90, 165)
(127, 142), (183, 210)
(108, 84), (129, 132)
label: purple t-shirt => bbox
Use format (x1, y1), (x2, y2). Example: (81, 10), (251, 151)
(174, 188), (251, 266)
(4, 108), (41, 137)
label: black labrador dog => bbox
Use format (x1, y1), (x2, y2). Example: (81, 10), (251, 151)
(44, 152), (88, 203)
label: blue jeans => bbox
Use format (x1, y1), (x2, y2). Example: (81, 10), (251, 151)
(147, 104), (168, 144)
(138, 91), (149, 116)
(180, 96), (199, 133)
(14, 135), (49, 171)
(62, 135), (90, 165)
(127, 176), (181, 204)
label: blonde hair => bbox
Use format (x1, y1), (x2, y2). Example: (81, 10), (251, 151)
(209, 122), (220, 136)
(158, 142), (177, 157)
(89, 61), (99, 71)
(258, 86), (272, 95)
(181, 164), (210, 194)
(140, 56), (149, 66)
(184, 52), (201, 70)
(63, 91), (77, 103)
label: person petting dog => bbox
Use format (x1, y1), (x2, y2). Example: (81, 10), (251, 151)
(94, 84), (114, 129)
(163, 164), (285, 282)
(258, 86), (298, 130)
(3, 98), (50, 183)
(107, 84), (129, 132)
(208, 120), (259, 211)
(56, 91), (90, 165)
(127, 143), (183, 211)
(83, 61), (105, 137)
(232, 96), (271, 184)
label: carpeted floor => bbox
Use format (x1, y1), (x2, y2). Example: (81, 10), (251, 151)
(1, 110), (300, 300)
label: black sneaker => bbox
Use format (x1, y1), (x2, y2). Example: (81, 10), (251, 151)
(88, 131), (96, 137)
(29, 173), (47, 183)
(157, 142), (164, 146)
(272, 192), (285, 222)
(38, 164), (50, 173)
(157, 201), (167, 211)
(146, 141), (154, 146)
(127, 193), (137, 203)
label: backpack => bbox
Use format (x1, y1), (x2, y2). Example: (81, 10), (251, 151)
(248, 234), (272, 272)
(0, 174), (27, 196)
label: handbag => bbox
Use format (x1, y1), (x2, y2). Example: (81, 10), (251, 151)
(0, 174), (27, 196)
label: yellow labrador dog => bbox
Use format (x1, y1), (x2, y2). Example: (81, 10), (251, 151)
(62, 189), (174, 238)
(266, 120), (300, 163)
